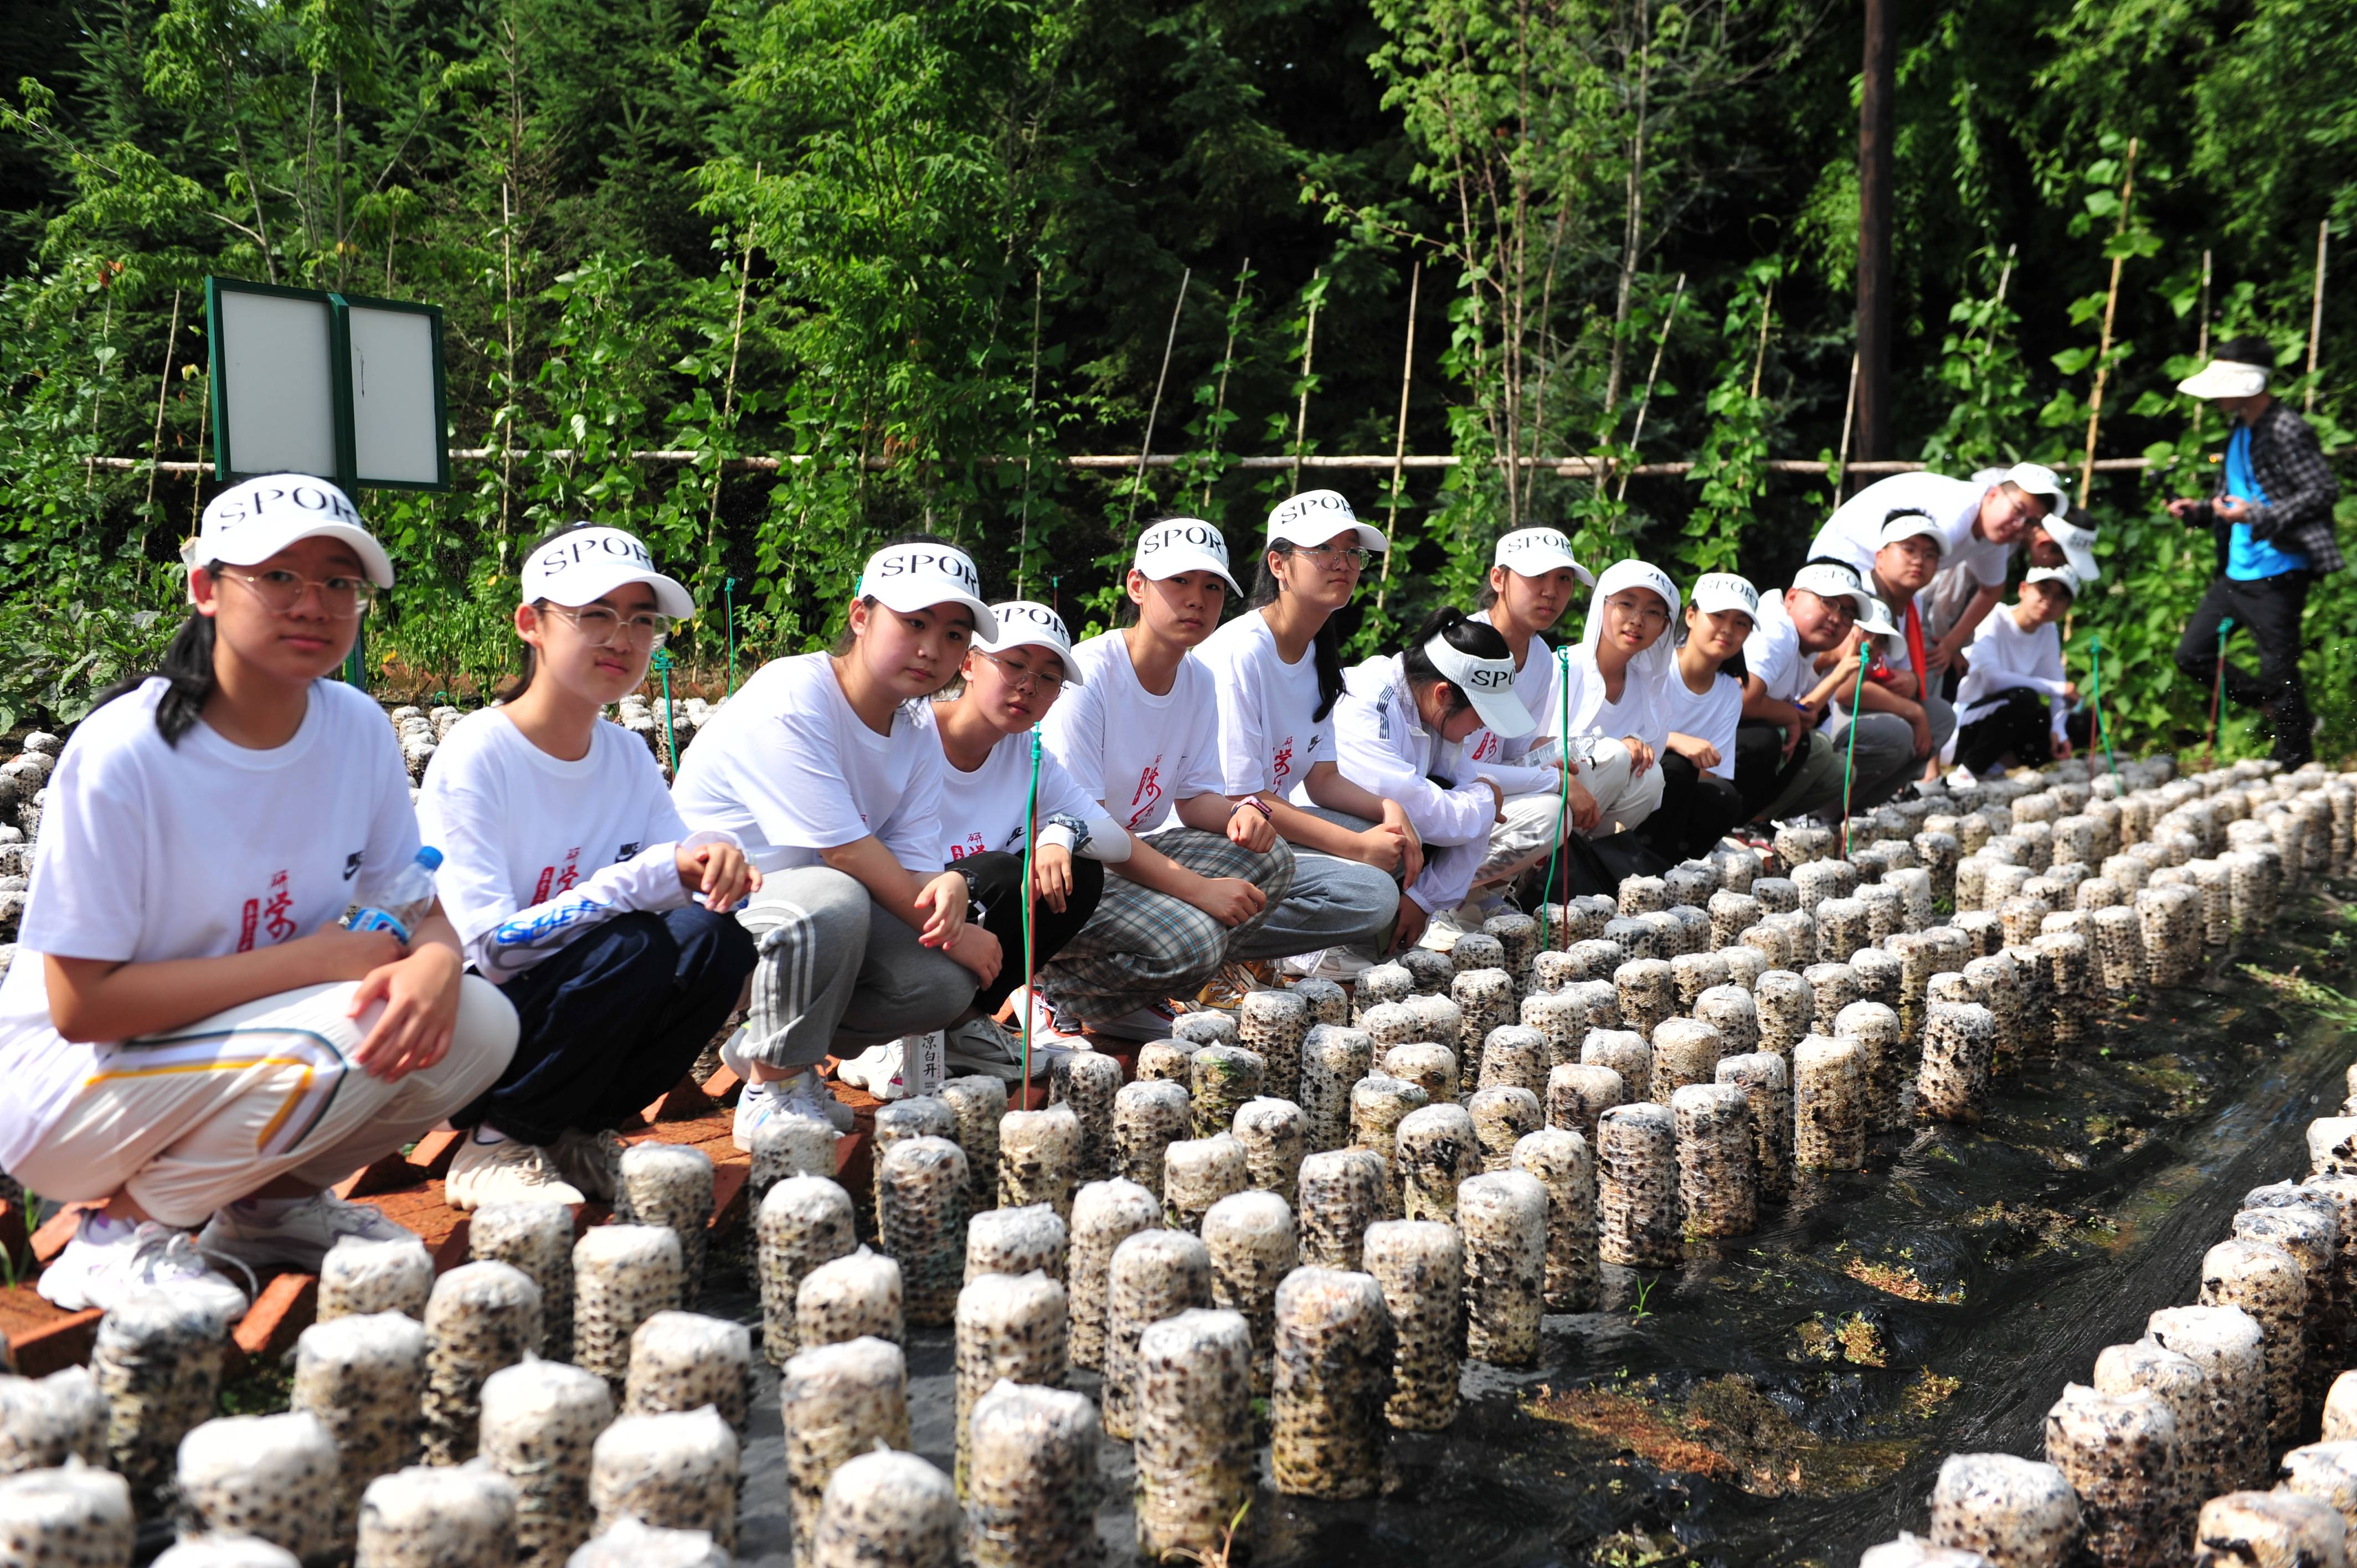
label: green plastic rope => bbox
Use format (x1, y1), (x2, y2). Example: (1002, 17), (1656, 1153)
(2088, 635), (2120, 776)
(724, 576), (739, 695)
(1020, 724), (1042, 1087)
(1837, 657), (1867, 857)
(1537, 643), (1575, 951)
(654, 647), (678, 773)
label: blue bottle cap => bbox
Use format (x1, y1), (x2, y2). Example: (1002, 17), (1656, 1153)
(417, 846), (445, 871)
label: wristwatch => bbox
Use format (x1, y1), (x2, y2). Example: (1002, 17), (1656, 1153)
(1237, 796), (1275, 822)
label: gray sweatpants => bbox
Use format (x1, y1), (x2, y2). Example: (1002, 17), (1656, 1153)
(1827, 693), (1957, 814)
(1230, 807), (1403, 961)
(737, 865), (974, 1071)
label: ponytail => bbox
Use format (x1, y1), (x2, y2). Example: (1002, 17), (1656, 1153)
(94, 597), (220, 748)
(1401, 606), (1511, 716)
(1249, 543), (1345, 723)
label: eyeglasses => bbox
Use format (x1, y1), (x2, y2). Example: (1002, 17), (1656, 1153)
(547, 604), (672, 648)
(1603, 595), (1670, 628)
(1291, 543), (1368, 568)
(975, 649), (1065, 695)
(218, 568), (377, 618)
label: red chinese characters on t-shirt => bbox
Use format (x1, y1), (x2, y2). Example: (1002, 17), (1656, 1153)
(1468, 730), (1501, 764)
(1270, 737), (1298, 791)
(239, 869), (299, 952)
(1125, 762), (1164, 829)
(531, 847), (585, 904)
(948, 831), (987, 862)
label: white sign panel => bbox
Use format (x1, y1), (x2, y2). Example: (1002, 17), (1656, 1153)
(214, 288), (338, 479)
(347, 304), (442, 486)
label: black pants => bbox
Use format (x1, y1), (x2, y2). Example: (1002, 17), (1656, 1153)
(1954, 687), (2056, 774)
(954, 849), (1104, 1013)
(459, 906), (758, 1144)
(1637, 751), (1746, 862)
(1733, 719), (1813, 820)
(2176, 569), (2313, 766)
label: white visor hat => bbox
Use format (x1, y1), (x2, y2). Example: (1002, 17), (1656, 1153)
(2176, 358), (2272, 400)
(2037, 514), (2099, 581)
(858, 541), (997, 641)
(192, 473), (394, 589)
(1424, 635), (1535, 740)
(1493, 526), (1596, 585)
(1877, 508), (1948, 555)
(521, 525), (695, 618)
(1998, 462), (2072, 523)
(2024, 565), (2082, 598)
(1789, 561), (1899, 636)
(1689, 572), (1760, 619)
(975, 600), (1082, 684)
(1267, 489), (1388, 553)
(1133, 518), (1242, 594)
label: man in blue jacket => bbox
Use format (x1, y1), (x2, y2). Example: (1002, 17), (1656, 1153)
(2169, 336), (2342, 768)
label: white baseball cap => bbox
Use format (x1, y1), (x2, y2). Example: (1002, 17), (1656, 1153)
(2024, 565), (2082, 598)
(1995, 462), (2071, 522)
(1133, 518), (1242, 594)
(1267, 489), (1388, 554)
(857, 541), (998, 641)
(1789, 561), (1899, 636)
(1492, 526), (1596, 585)
(2036, 513), (2099, 581)
(1877, 508), (1948, 555)
(975, 600), (1083, 684)
(1689, 572), (1760, 619)
(521, 525), (694, 618)
(192, 474), (394, 588)
(1423, 634), (1535, 740)
(2176, 357), (2272, 400)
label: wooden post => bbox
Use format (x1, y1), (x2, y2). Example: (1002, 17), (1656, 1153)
(702, 168), (760, 575)
(1747, 278), (1775, 399)
(1290, 269), (1323, 493)
(2307, 219), (2328, 412)
(1615, 272), (1686, 503)
(1376, 261), (1421, 608)
(1128, 266), (1191, 526)
(145, 288), (182, 515)
(1017, 270), (1043, 596)
(2077, 138), (2139, 498)
(1199, 259), (1250, 514)
(1854, 0), (1896, 460)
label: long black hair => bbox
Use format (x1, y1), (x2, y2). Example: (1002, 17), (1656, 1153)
(1248, 540), (1346, 723)
(499, 519), (606, 703)
(1673, 601), (1749, 685)
(92, 604), (221, 746)
(1401, 606), (1512, 719)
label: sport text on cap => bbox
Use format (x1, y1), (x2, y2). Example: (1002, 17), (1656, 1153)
(195, 473), (395, 589)
(2037, 513), (2100, 583)
(1133, 518), (1243, 594)
(1267, 489), (1388, 554)
(1493, 526), (1597, 586)
(521, 525), (696, 618)
(858, 541), (999, 641)
(1423, 634), (1535, 740)
(1690, 572), (1760, 618)
(975, 599), (1084, 685)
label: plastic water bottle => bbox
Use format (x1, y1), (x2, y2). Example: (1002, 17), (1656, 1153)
(349, 846), (444, 943)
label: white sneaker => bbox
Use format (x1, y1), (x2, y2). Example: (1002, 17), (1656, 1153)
(37, 1214), (250, 1322)
(737, 1071), (855, 1145)
(198, 1191), (416, 1272)
(863, 1040), (909, 1100)
(444, 1136), (586, 1212)
(1010, 986), (1089, 1045)
(1090, 1003), (1178, 1043)
(834, 1044), (896, 1089)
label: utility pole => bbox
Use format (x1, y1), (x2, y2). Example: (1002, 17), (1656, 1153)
(1855, 0), (1896, 460)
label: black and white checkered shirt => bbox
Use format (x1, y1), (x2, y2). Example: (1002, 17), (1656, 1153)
(2185, 399), (2344, 574)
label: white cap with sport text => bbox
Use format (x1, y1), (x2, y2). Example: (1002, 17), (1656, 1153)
(2038, 513), (2099, 581)
(976, 600), (1083, 685)
(1133, 518), (1242, 594)
(1690, 572), (1760, 619)
(1267, 489), (1388, 554)
(1789, 561), (1899, 636)
(1877, 508), (1948, 554)
(194, 473), (394, 588)
(1493, 525), (1596, 585)
(857, 541), (998, 641)
(522, 525), (694, 618)
(1424, 635), (1536, 740)
(1998, 462), (2072, 523)
(2024, 565), (2082, 598)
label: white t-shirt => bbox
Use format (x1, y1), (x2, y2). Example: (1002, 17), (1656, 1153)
(1559, 643), (1666, 756)
(419, 709), (724, 978)
(1746, 593), (1814, 706)
(1039, 632), (1226, 837)
(1957, 608), (2070, 739)
(1807, 470), (2013, 595)
(0, 678), (423, 1170)
(1332, 656), (1501, 914)
(1656, 666), (1743, 780)
(672, 653), (945, 875)
(936, 729), (1124, 863)
(1460, 611), (1563, 792)
(1196, 611), (1335, 800)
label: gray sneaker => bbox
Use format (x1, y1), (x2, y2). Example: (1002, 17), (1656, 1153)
(551, 1128), (625, 1202)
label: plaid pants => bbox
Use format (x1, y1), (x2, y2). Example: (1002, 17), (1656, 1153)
(1039, 828), (1295, 1021)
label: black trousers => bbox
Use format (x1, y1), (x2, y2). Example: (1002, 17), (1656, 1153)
(1954, 687), (2056, 774)
(459, 906), (758, 1144)
(2176, 569), (2313, 766)
(1638, 750), (1746, 861)
(1733, 719), (1814, 819)
(954, 849), (1105, 1013)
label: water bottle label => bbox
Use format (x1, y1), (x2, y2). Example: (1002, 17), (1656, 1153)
(348, 907), (412, 943)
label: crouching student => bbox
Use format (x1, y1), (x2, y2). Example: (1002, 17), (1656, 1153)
(1550, 558), (1685, 836)
(1953, 566), (2081, 776)
(1200, 492), (1419, 976)
(674, 538), (995, 1139)
(5, 476), (517, 1317)
(1641, 573), (1756, 861)
(843, 600), (1126, 1084)
(419, 524), (758, 1209)
(1033, 520), (1293, 1040)
(1332, 610), (1552, 952)
(1735, 560), (1893, 822)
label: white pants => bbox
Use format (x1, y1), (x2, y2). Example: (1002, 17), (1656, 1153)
(1491, 738), (1664, 857)
(11, 978), (517, 1227)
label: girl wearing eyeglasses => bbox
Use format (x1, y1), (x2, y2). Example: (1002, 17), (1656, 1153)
(4, 475), (518, 1318)
(1549, 558), (1681, 837)
(1198, 490), (1422, 961)
(1637, 572), (1756, 861)
(418, 522), (759, 1209)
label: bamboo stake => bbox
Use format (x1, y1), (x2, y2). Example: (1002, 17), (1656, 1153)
(1376, 261), (1422, 608)
(2307, 219), (2328, 412)
(146, 288), (182, 515)
(2191, 247), (2212, 452)
(1614, 272), (1686, 503)
(1290, 268), (1322, 493)
(500, 181), (517, 569)
(1747, 277), (1774, 398)
(701, 172), (760, 581)
(1198, 259), (1249, 514)
(1832, 351), (1860, 505)
(189, 369), (209, 531)
(1128, 266), (1191, 527)
(1017, 269), (1043, 596)
(2077, 138), (2139, 497)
